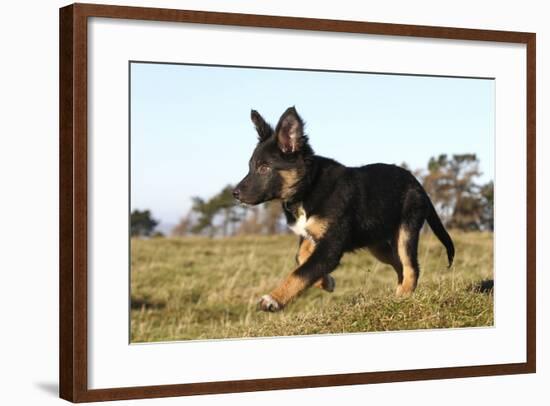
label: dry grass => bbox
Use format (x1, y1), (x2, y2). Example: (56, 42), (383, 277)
(130, 231), (493, 342)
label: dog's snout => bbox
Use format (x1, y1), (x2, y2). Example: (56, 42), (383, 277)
(232, 188), (241, 200)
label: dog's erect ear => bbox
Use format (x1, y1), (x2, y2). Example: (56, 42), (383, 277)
(275, 107), (305, 154)
(251, 110), (273, 142)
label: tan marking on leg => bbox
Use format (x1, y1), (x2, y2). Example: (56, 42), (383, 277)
(306, 216), (329, 240)
(396, 226), (417, 296)
(279, 169), (301, 200)
(297, 238), (315, 265)
(296, 239), (335, 293)
(269, 272), (309, 307)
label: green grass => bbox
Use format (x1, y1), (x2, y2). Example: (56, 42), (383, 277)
(130, 231), (493, 342)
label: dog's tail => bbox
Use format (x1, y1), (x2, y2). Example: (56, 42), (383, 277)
(426, 199), (455, 267)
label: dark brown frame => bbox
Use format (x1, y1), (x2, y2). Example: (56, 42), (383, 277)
(59, 3), (536, 402)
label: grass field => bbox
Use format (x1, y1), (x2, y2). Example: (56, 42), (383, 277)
(130, 231), (493, 342)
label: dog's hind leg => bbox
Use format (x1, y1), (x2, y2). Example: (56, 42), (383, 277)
(369, 241), (403, 287)
(296, 237), (335, 292)
(395, 191), (427, 296)
(396, 225), (420, 296)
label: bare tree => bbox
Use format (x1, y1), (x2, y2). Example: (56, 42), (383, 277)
(171, 212), (193, 237)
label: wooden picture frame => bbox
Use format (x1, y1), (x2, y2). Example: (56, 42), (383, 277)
(59, 3), (536, 402)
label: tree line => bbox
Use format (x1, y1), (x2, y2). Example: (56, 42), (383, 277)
(131, 153), (493, 238)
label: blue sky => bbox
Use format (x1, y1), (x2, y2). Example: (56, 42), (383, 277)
(131, 62), (494, 227)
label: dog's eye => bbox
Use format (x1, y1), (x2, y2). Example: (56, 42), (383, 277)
(257, 165), (270, 175)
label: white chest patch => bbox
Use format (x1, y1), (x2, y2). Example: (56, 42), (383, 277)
(288, 207), (309, 238)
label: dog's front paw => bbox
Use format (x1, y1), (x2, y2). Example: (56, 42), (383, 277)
(257, 294), (282, 312)
(314, 275), (336, 292)
(323, 275), (336, 292)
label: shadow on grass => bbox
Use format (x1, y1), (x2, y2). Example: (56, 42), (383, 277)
(471, 279), (494, 294)
(131, 297), (166, 310)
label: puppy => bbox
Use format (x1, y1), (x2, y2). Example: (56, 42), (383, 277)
(234, 107), (454, 312)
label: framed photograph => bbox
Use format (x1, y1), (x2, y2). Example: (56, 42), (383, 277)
(59, 3), (536, 402)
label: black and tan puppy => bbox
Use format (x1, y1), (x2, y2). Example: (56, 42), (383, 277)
(234, 107), (454, 312)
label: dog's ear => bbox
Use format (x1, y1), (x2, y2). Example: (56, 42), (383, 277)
(275, 106), (305, 154)
(251, 110), (273, 142)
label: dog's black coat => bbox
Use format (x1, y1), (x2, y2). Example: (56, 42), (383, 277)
(234, 107), (455, 311)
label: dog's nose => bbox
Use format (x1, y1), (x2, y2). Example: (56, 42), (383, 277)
(232, 188), (241, 199)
